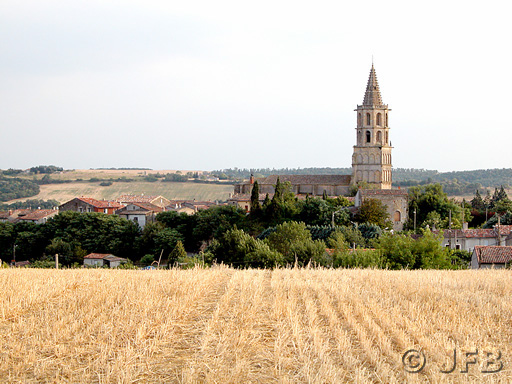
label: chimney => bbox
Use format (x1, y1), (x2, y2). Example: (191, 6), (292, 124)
(250, 173), (255, 185)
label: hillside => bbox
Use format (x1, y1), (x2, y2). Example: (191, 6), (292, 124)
(5, 181), (233, 204)
(1, 267), (510, 382)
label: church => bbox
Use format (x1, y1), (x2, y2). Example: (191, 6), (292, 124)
(231, 65), (408, 230)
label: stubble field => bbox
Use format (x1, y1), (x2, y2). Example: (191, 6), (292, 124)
(0, 267), (510, 383)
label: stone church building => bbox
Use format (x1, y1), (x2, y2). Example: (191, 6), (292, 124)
(231, 65), (408, 230)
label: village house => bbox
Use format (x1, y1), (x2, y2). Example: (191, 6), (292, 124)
(0, 209), (33, 223)
(15, 209), (58, 224)
(83, 253), (128, 268)
(166, 200), (221, 215)
(471, 246), (512, 269)
(115, 202), (163, 228)
(440, 225), (512, 253)
(116, 194), (171, 209)
(227, 193), (270, 212)
(59, 197), (125, 214)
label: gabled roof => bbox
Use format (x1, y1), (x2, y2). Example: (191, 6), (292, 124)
(117, 202), (163, 213)
(362, 64), (385, 107)
(84, 253), (115, 259)
(17, 209), (57, 221)
(259, 174), (352, 186)
(117, 195), (165, 203)
(73, 197), (125, 209)
(474, 246), (512, 264)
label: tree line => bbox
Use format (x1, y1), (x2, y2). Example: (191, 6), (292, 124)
(0, 179), (472, 270)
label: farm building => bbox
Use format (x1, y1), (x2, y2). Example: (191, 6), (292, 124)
(83, 253), (128, 268)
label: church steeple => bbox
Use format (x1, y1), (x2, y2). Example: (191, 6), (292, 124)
(352, 64), (392, 189)
(362, 65), (384, 107)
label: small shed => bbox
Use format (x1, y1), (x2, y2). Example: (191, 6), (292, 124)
(84, 253), (127, 268)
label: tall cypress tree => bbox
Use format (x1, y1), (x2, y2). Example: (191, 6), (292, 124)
(471, 190), (485, 211)
(250, 180), (261, 213)
(272, 177), (283, 204)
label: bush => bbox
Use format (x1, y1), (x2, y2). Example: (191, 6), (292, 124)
(265, 221), (326, 266)
(333, 249), (385, 268)
(99, 181), (113, 186)
(140, 254), (155, 266)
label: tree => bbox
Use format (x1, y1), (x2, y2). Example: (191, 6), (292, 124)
(169, 240), (187, 266)
(471, 190), (485, 211)
(208, 228), (282, 268)
(354, 198), (390, 228)
(250, 181), (261, 213)
(265, 221), (326, 265)
(407, 184), (468, 230)
(378, 233), (415, 269)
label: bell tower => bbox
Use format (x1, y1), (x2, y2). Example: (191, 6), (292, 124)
(351, 64), (392, 189)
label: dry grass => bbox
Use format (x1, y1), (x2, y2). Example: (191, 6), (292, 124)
(0, 267), (511, 383)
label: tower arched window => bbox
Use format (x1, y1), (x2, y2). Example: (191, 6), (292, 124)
(366, 131), (371, 143)
(366, 113), (371, 125)
(377, 113), (382, 126)
(357, 130), (362, 144)
(394, 211), (401, 222)
(385, 113), (388, 126)
(358, 113), (362, 126)
(377, 131), (382, 143)
(385, 131), (388, 144)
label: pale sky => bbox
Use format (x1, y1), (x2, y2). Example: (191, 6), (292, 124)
(1, 0), (511, 172)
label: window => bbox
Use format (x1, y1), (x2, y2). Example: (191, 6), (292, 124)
(104, 208), (108, 214)
(79, 207), (83, 213)
(376, 131), (382, 143)
(366, 131), (371, 143)
(366, 113), (371, 125)
(455, 244), (461, 250)
(385, 131), (388, 144)
(377, 113), (382, 126)
(385, 113), (388, 126)
(358, 113), (362, 126)
(394, 211), (401, 222)
(133, 217), (138, 222)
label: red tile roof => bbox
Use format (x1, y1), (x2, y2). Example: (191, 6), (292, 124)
(474, 246), (512, 264)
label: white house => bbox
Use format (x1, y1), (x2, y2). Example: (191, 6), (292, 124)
(115, 202), (163, 228)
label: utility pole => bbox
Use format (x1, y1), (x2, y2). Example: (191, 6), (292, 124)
(12, 244), (17, 266)
(497, 215), (501, 246)
(413, 210), (417, 232)
(448, 209), (452, 249)
(55, 254), (59, 269)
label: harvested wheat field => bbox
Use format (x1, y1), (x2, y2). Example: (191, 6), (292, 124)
(0, 267), (510, 383)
